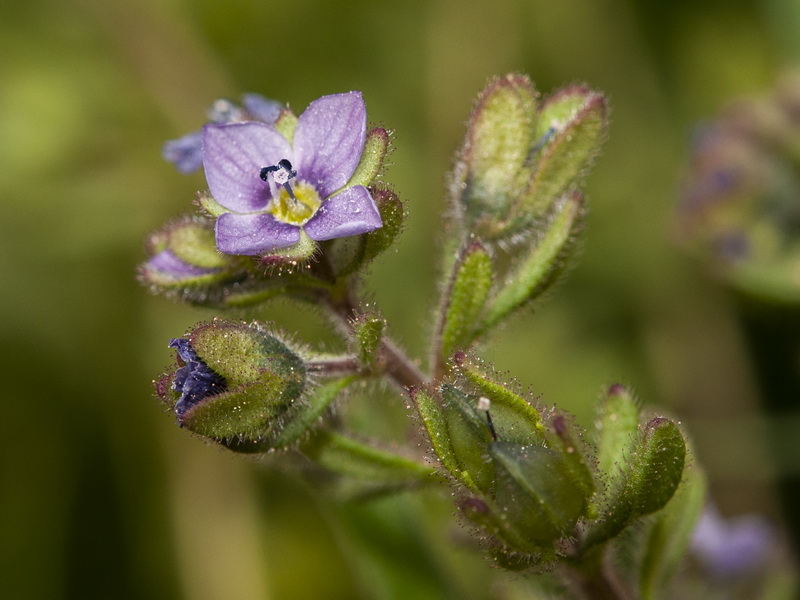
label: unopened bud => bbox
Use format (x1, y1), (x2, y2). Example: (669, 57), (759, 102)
(156, 320), (306, 444)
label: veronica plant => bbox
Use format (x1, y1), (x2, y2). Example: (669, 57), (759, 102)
(142, 76), (702, 599)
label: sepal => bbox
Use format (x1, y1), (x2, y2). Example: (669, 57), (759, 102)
(512, 86), (608, 221)
(454, 74), (539, 237)
(451, 75), (607, 241)
(489, 441), (594, 549)
(480, 190), (585, 331)
(346, 127), (391, 189)
(351, 312), (386, 370)
(437, 242), (494, 361)
(582, 417), (688, 550)
(440, 385), (495, 492)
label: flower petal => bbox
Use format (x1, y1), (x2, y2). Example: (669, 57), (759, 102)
(163, 131), (204, 174)
(294, 92), (366, 198)
(304, 185), (382, 241)
(203, 122), (293, 213)
(147, 249), (218, 278)
(216, 212), (300, 255)
(242, 94), (282, 124)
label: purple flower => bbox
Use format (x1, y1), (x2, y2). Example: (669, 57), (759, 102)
(162, 94), (282, 174)
(169, 338), (227, 419)
(691, 503), (773, 579)
(202, 92), (383, 256)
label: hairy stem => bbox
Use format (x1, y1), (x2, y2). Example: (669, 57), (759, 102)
(320, 274), (428, 390)
(564, 549), (634, 600)
(306, 356), (363, 376)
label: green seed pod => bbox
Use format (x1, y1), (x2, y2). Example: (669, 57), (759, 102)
(490, 441), (594, 549)
(440, 385), (495, 493)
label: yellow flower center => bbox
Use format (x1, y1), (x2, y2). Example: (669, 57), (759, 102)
(267, 181), (322, 226)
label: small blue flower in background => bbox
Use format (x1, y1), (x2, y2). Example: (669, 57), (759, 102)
(169, 338), (227, 420)
(162, 94), (283, 174)
(691, 503), (773, 579)
(202, 91), (383, 256)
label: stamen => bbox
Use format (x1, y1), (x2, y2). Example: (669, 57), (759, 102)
(260, 159), (298, 200)
(477, 397), (498, 441)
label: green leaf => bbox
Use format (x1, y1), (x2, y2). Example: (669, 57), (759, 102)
(438, 242), (493, 360)
(481, 191), (585, 330)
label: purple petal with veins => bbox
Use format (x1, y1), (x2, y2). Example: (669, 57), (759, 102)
(304, 185), (382, 241)
(215, 212), (300, 255)
(203, 122), (293, 213)
(294, 92), (366, 198)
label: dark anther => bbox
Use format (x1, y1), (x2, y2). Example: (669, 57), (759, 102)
(259, 159), (298, 200)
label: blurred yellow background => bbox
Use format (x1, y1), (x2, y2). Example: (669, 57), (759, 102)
(2, 0), (798, 597)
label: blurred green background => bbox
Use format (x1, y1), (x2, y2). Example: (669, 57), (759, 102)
(3, 0), (800, 598)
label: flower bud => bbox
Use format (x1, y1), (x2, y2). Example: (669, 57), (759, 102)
(156, 320), (306, 444)
(452, 74), (608, 240)
(138, 216), (245, 296)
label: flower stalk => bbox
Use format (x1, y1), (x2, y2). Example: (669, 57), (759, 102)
(142, 77), (705, 596)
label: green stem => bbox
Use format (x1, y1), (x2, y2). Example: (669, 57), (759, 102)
(324, 283), (429, 390)
(564, 548), (634, 600)
(306, 356), (363, 376)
